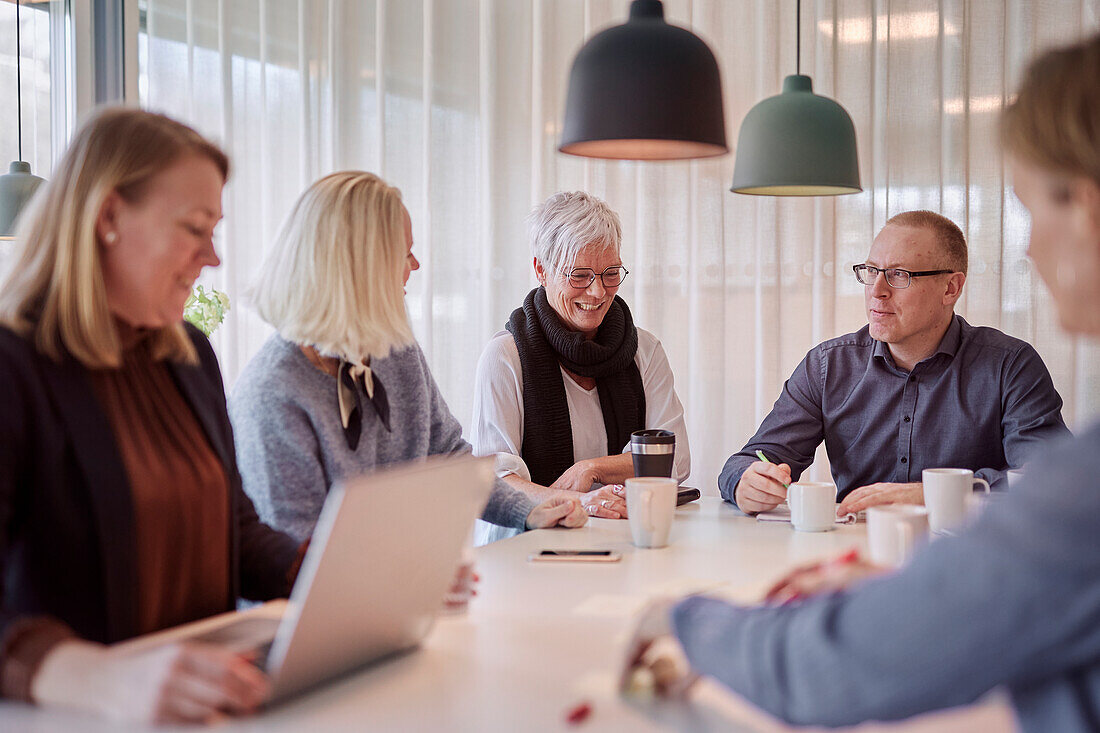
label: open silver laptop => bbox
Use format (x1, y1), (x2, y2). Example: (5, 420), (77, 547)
(144, 454), (494, 702)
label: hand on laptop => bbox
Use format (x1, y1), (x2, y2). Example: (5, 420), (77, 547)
(32, 638), (268, 724)
(526, 495), (587, 529)
(443, 560), (479, 612)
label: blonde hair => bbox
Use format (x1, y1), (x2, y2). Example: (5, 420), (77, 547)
(529, 191), (622, 275)
(884, 210), (968, 273)
(249, 171), (414, 362)
(0, 107), (229, 368)
(1002, 34), (1100, 183)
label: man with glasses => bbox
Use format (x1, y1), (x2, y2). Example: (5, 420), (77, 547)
(720, 210), (1067, 516)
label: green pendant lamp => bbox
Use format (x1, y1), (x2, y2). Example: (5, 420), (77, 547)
(1, 0), (47, 239)
(559, 0), (727, 161)
(730, 0), (861, 196)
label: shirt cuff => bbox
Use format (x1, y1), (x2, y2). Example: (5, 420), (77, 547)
(481, 477), (538, 530)
(0, 617), (78, 702)
(492, 452), (532, 482)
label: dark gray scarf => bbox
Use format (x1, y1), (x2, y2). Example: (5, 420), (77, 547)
(506, 287), (645, 487)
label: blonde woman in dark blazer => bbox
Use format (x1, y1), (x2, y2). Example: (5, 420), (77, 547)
(0, 108), (297, 723)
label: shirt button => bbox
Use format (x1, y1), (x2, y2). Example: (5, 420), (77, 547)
(901, 457), (908, 463)
(904, 416), (911, 422)
(909, 375), (916, 382)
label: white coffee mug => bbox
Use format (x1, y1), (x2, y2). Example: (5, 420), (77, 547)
(625, 477), (677, 548)
(922, 468), (991, 534)
(788, 481), (837, 532)
(867, 505), (929, 567)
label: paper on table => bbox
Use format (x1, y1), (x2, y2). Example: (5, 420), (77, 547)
(755, 505), (863, 524)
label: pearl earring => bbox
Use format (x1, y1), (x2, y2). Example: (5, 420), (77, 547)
(104, 231), (117, 244)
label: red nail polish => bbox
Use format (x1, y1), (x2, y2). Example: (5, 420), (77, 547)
(834, 548), (860, 565)
(565, 702), (592, 725)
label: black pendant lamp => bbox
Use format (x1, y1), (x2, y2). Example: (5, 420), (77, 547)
(559, 0), (727, 161)
(0, 0), (46, 238)
(730, 0), (861, 195)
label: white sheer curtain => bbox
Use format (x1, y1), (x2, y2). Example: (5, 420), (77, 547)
(139, 0), (1100, 493)
(0, 0), (59, 179)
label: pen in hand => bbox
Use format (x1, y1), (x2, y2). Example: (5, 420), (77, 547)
(755, 450), (791, 489)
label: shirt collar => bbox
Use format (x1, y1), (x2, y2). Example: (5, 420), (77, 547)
(932, 314), (963, 358)
(872, 314), (962, 367)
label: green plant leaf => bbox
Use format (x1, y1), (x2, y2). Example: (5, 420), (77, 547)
(184, 285), (231, 336)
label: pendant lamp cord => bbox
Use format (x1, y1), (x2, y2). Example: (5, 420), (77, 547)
(795, 0), (801, 76)
(15, 0), (22, 162)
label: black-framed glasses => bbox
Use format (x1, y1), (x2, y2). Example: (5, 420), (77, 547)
(853, 264), (954, 289)
(562, 265), (629, 289)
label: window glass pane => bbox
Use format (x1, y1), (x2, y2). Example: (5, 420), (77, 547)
(1, 1), (53, 170)
(0, 0), (69, 253)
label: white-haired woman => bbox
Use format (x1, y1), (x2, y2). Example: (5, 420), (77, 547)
(0, 108), (295, 722)
(471, 192), (690, 540)
(230, 172), (585, 545)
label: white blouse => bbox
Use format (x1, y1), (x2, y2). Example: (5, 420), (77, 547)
(471, 327), (691, 485)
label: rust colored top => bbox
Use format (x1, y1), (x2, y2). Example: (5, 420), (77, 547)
(87, 327), (231, 635)
(0, 326), (232, 701)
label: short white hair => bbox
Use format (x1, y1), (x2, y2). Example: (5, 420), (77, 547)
(528, 191), (622, 274)
(249, 171), (414, 362)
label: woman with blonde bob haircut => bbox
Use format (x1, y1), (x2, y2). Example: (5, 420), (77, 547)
(0, 107), (303, 723)
(231, 171), (586, 547)
(249, 171), (415, 363)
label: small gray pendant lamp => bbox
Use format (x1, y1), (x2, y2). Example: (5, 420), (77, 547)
(0, 0), (47, 239)
(559, 0), (727, 161)
(730, 0), (861, 195)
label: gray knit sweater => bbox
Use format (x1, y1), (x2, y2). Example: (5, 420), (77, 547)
(229, 334), (537, 543)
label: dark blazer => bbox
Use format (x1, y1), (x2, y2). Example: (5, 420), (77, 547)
(0, 323), (299, 646)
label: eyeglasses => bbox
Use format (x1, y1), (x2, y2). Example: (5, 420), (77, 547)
(562, 265), (629, 289)
(853, 264), (954, 289)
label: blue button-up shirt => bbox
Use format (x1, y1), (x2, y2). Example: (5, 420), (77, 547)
(719, 315), (1068, 505)
(675, 420), (1100, 732)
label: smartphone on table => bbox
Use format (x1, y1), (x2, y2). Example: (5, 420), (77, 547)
(676, 487), (701, 506)
(527, 550), (622, 562)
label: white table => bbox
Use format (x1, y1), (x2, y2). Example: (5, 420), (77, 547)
(0, 498), (1014, 732)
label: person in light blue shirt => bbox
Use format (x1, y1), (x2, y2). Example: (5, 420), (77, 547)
(622, 33), (1100, 733)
